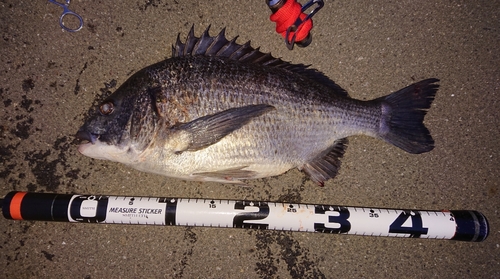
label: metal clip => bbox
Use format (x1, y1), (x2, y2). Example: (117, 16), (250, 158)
(285, 0), (324, 50)
(48, 0), (84, 32)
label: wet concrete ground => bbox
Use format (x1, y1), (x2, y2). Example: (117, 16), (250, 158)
(1, 0), (499, 278)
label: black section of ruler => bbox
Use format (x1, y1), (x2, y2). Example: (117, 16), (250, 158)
(2, 192), (72, 221)
(25, 192), (71, 222)
(159, 197), (177, 225)
(450, 210), (489, 242)
(1, 192), (15, 219)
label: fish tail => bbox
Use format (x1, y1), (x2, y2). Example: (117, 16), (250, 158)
(377, 78), (439, 154)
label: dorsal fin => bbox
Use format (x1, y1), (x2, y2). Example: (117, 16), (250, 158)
(172, 25), (348, 96)
(172, 25), (295, 68)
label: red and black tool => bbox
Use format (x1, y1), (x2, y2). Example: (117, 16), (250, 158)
(266, 0), (324, 50)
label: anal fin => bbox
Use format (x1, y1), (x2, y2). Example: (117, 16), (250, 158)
(301, 138), (348, 186)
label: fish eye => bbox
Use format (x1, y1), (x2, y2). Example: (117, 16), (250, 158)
(99, 102), (114, 115)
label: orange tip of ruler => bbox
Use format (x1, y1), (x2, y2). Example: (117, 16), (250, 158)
(9, 191), (27, 220)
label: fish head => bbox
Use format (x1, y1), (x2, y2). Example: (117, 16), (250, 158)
(76, 70), (156, 164)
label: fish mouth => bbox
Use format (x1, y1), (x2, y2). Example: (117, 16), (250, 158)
(75, 130), (98, 144)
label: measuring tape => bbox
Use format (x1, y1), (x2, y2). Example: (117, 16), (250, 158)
(1, 191), (488, 242)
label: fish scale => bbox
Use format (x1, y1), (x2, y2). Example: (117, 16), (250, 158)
(76, 26), (439, 185)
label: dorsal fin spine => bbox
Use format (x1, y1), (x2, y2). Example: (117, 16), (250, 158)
(170, 26), (349, 97)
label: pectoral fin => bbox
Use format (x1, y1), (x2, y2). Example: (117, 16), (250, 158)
(173, 104), (275, 152)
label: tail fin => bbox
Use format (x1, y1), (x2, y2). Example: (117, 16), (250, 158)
(378, 78), (439, 154)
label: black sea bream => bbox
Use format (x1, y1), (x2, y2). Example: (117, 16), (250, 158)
(76, 27), (439, 185)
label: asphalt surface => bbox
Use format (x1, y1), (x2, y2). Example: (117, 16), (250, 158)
(1, 1), (499, 278)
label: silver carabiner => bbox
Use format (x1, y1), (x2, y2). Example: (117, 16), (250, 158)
(48, 0), (84, 32)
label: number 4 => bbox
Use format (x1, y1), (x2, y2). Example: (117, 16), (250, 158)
(389, 211), (429, 238)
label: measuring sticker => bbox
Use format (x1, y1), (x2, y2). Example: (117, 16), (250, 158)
(0, 191), (488, 242)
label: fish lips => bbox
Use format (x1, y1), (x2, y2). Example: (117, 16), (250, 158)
(75, 129), (98, 144)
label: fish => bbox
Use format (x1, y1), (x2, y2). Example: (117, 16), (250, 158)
(76, 26), (439, 185)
